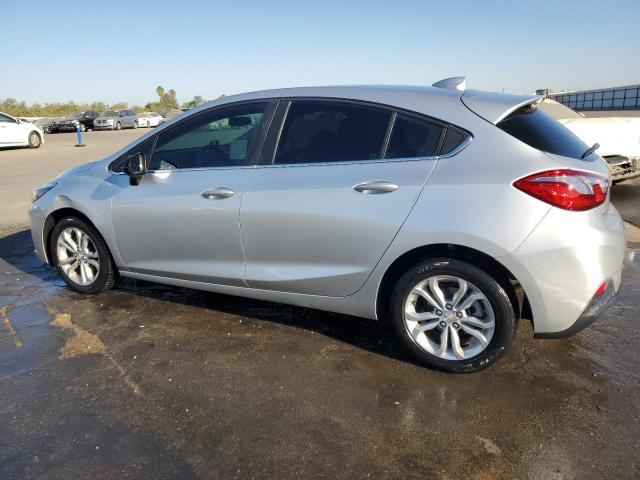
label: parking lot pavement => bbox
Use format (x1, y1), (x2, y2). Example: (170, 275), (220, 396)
(0, 137), (639, 479)
(612, 177), (640, 227)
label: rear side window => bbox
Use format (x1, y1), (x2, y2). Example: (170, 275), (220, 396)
(497, 104), (588, 159)
(274, 101), (391, 164)
(385, 114), (443, 159)
(440, 128), (468, 155)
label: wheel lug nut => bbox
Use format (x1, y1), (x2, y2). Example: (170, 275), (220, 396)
(452, 323), (460, 329)
(456, 312), (463, 318)
(439, 321), (447, 328)
(436, 310), (443, 316)
(445, 304), (452, 310)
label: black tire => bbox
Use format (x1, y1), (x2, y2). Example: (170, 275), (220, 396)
(50, 217), (116, 294)
(28, 131), (42, 148)
(133, 120), (138, 129)
(115, 122), (121, 131)
(389, 258), (516, 373)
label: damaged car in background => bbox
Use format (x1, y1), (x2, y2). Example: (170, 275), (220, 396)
(539, 99), (640, 183)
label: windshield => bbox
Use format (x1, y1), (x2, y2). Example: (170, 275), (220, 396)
(101, 111), (118, 117)
(538, 100), (583, 120)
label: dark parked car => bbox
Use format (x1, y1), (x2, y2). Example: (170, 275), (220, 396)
(58, 111), (100, 132)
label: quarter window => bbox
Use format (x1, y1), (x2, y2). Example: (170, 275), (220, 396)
(385, 114), (443, 159)
(148, 103), (268, 170)
(274, 101), (391, 164)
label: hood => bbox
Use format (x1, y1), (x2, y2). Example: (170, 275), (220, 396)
(559, 117), (640, 158)
(461, 90), (542, 124)
(54, 161), (97, 180)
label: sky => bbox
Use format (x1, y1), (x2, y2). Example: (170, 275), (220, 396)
(1, 0), (639, 106)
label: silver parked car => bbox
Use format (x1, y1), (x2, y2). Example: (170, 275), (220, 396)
(94, 109), (138, 130)
(29, 78), (626, 372)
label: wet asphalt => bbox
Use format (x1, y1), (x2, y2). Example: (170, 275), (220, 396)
(1, 136), (639, 478)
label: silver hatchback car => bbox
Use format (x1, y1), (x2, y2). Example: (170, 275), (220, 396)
(29, 78), (626, 372)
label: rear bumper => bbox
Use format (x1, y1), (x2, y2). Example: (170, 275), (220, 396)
(499, 203), (626, 337)
(534, 280), (617, 338)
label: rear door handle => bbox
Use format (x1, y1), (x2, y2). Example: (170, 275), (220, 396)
(201, 187), (235, 199)
(353, 181), (399, 194)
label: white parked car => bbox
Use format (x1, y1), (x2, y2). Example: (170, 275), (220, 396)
(539, 100), (640, 183)
(136, 112), (163, 128)
(0, 112), (44, 148)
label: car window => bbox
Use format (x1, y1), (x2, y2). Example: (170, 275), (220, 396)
(440, 128), (470, 155)
(148, 103), (268, 170)
(0, 113), (16, 123)
(497, 104), (588, 160)
(109, 137), (156, 173)
(385, 114), (443, 159)
(274, 101), (391, 165)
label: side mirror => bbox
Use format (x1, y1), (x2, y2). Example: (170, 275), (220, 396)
(123, 153), (146, 186)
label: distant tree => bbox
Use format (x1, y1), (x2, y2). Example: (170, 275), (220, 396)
(131, 105), (144, 113)
(145, 85), (178, 111)
(181, 95), (204, 109)
(110, 102), (128, 110)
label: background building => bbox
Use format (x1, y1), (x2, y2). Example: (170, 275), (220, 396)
(537, 84), (640, 113)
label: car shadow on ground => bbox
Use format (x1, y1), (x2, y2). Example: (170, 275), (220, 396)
(0, 228), (421, 368)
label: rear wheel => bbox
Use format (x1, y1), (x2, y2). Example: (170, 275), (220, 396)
(28, 131), (41, 148)
(133, 120), (138, 129)
(50, 217), (115, 294)
(389, 258), (516, 373)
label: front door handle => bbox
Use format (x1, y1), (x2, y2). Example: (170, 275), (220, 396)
(201, 187), (235, 199)
(353, 181), (399, 194)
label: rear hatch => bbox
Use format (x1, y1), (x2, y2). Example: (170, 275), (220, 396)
(462, 89), (610, 177)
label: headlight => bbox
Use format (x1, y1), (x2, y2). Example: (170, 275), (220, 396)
(32, 182), (56, 203)
(107, 119), (114, 124)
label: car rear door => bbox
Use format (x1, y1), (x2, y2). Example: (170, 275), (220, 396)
(240, 99), (446, 296)
(110, 101), (276, 285)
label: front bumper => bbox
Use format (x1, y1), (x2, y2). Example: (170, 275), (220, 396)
(94, 123), (115, 130)
(29, 201), (49, 264)
(606, 156), (640, 182)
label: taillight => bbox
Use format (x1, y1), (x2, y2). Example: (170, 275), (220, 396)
(513, 169), (609, 211)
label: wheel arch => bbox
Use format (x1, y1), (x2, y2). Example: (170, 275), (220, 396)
(44, 207), (113, 267)
(376, 243), (530, 326)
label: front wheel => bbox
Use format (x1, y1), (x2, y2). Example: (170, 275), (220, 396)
(50, 217), (116, 294)
(115, 122), (121, 131)
(389, 258), (516, 373)
(28, 131), (42, 148)
(133, 120), (138, 129)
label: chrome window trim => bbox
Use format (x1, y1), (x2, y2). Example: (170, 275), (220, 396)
(108, 135), (472, 175)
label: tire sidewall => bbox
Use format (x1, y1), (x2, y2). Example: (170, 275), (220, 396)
(390, 258), (515, 373)
(50, 217), (115, 294)
(115, 122), (121, 130)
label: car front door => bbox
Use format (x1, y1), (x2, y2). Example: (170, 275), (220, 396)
(110, 101), (276, 285)
(240, 100), (445, 296)
(0, 113), (22, 144)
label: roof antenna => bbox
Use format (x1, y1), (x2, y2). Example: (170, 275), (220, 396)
(432, 77), (467, 92)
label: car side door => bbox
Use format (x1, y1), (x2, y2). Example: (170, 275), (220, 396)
(110, 101), (276, 285)
(240, 99), (447, 296)
(0, 112), (23, 143)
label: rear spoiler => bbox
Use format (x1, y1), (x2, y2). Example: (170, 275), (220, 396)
(461, 90), (543, 124)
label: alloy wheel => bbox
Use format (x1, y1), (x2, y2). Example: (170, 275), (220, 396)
(56, 227), (100, 286)
(403, 275), (495, 360)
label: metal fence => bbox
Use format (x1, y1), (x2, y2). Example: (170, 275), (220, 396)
(545, 85), (640, 111)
